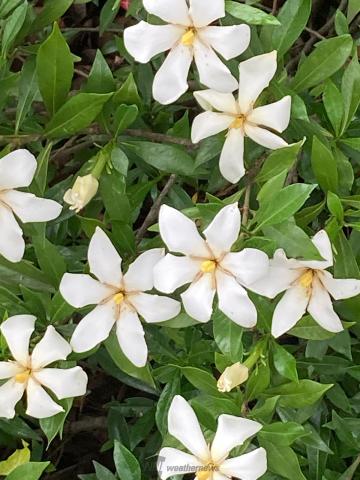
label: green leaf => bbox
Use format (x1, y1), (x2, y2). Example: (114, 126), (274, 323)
(155, 373), (181, 436)
(114, 104), (138, 136)
(311, 137), (338, 192)
(113, 73), (141, 106)
(30, 0), (73, 33)
(40, 398), (73, 446)
(333, 230), (360, 278)
(272, 343), (298, 382)
(225, 1), (280, 25)
(93, 462), (116, 480)
(259, 442), (306, 480)
(1, 0), (27, 57)
(100, 0), (119, 35)
(259, 422), (306, 446)
(0, 442), (30, 476)
(181, 367), (220, 396)
(6, 462), (50, 480)
(32, 235), (66, 287)
(246, 359), (271, 401)
(113, 440), (141, 480)
(36, 22), (74, 116)
(327, 191), (344, 223)
(264, 380), (333, 407)
(340, 53), (360, 134)
(256, 141), (303, 182)
(83, 49), (115, 94)
(289, 315), (339, 340)
(323, 80), (344, 136)
(347, 0), (360, 22)
(32, 142), (52, 196)
(15, 57), (39, 133)
(213, 309), (244, 363)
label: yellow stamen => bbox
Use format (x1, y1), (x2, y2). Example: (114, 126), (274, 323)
(181, 28), (195, 46)
(201, 260), (216, 273)
(196, 464), (218, 480)
(15, 370), (30, 383)
(113, 292), (125, 305)
(230, 116), (244, 129)
(299, 270), (314, 288)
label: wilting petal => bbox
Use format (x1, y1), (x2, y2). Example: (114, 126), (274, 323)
(238, 51), (277, 114)
(33, 367), (87, 399)
(154, 254), (201, 293)
(211, 415), (262, 463)
(0, 379), (25, 419)
(60, 273), (114, 308)
(70, 302), (116, 353)
(124, 248), (164, 292)
(0, 190), (61, 223)
(0, 149), (36, 190)
(272, 284), (309, 338)
(143, 0), (191, 26)
(220, 448), (267, 480)
(181, 274), (216, 323)
(30, 326), (71, 369)
(221, 248), (269, 286)
(308, 276), (343, 333)
(157, 448), (203, 480)
(129, 292), (180, 323)
(159, 205), (209, 257)
(194, 89), (238, 114)
(0, 361), (23, 379)
(153, 44), (193, 105)
(0, 205), (25, 263)
(168, 395), (210, 461)
(219, 128), (245, 184)
(0, 315), (35, 366)
(299, 230), (333, 270)
(199, 25), (250, 60)
(189, 0), (225, 27)
(245, 123), (288, 150)
(247, 96), (291, 133)
(26, 377), (63, 419)
(216, 270), (257, 328)
(191, 111), (234, 143)
(193, 40), (238, 93)
(88, 227), (123, 287)
(204, 203), (241, 257)
(320, 271), (360, 300)
(124, 22), (184, 63)
(116, 306), (147, 367)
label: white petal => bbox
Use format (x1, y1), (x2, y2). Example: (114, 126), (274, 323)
(128, 292), (180, 323)
(219, 128), (245, 184)
(0, 149), (36, 190)
(211, 415), (263, 464)
(124, 22), (184, 63)
(153, 44), (193, 105)
(25, 377), (63, 419)
(272, 285), (309, 338)
(247, 96), (291, 133)
(193, 39), (238, 92)
(168, 395), (210, 461)
(307, 276), (343, 333)
(221, 248), (269, 286)
(30, 326), (71, 369)
(245, 123), (288, 150)
(189, 0), (224, 27)
(0, 379), (25, 419)
(60, 273), (114, 308)
(0, 361), (23, 379)
(0, 205), (25, 263)
(191, 111), (234, 143)
(320, 271), (360, 300)
(199, 25), (250, 60)
(154, 254), (201, 294)
(299, 230), (333, 270)
(157, 448), (203, 480)
(88, 227), (123, 287)
(213, 473), (229, 480)
(143, 0), (191, 26)
(194, 89), (239, 114)
(216, 270), (257, 328)
(123, 248), (164, 292)
(0, 315), (35, 365)
(220, 448), (267, 480)
(0, 190), (62, 223)
(33, 367), (87, 399)
(238, 51), (278, 114)
(159, 205), (209, 257)
(70, 302), (116, 353)
(204, 203), (241, 257)
(181, 274), (215, 323)
(116, 306), (147, 367)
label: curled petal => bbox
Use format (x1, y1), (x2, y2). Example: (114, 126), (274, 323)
(0, 205), (24, 263)
(154, 254), (201, 294)
(299, 230), (333, 270)
(123, 248), (164, 292)
(221, 248), (269, 286)
(0, 361), (24, 380)
(31, 326), (71, 369)
(26, 377), (63, 419)
(244, 123), (288, 150)
(198, 25), (250, 60)
(60, 273), (114, 308)
(0, 378), (26, 419)
(308, 276), (343, 333)
(272, 285), (309, 338)
(129, 292), (181, 323)
(320, 271), (360, 300)
(0, 190), (61, 223)
(191, 111), (233, 143)
(33, 367), (88, 400)
(0, 149), (36, 190)
(181, 274), (216, 323)
(247, 96), (291, 133)
(194, 89), (238, 114)
(219, 448), (267, 480)
(157, 448), (203, 480)
(0, 315), (35, 366)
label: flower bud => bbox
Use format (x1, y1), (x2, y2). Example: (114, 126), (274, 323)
(63, 174), (99, 213)
(217, 362), (249, 393)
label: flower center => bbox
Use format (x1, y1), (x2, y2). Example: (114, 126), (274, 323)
(201, 260), (216, 273)
(15, 370), (30, 383)
(196, 463), (218, 480)
(113, 292), (125, 305)
(181, 28), (196, 46)
(230, 115), (245, 129)
(299, 269), (314, 289)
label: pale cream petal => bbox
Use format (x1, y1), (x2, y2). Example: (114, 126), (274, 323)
(0, 361), (23, 380)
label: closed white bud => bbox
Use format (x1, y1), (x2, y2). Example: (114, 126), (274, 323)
(64, 174), (99, 212)
(217, 362), (249, 393)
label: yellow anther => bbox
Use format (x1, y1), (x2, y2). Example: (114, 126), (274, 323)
(201, 260), (216, 273)
(15, 370), (30, 383)
(113, 292), (125, 305)
(196, 464), (217, 480)
(181, 29), (195, 46)
(230, 116), (244, 129)
(299, 270), (314, 289)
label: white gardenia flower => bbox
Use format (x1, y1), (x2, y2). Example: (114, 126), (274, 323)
(59, 227), (181, 367)
(157, 395), (267, 480)
(250, 230), (360, 338)
(154, 203), (269, 326)
(0, 315), (87, 419)
(192, 51), (292, 184)
(124, 0), (250, 105)
(63, 174), (99, 213)
(0, 149), (62, 263)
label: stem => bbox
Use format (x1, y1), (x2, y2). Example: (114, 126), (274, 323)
(242, 184), (252, 227)
(91, 149), (109, 179)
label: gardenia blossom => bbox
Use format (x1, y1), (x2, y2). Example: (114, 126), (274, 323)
(60, 227), (180, 367)
(250, 230), (360, 338)
(0, 315), (87, 419)
(192, 51), (292, 183)
(124, 0), (250, 104)
(158, 395), (267, 480)
(154, 203), (269, 325)
(0, 149), (62, 263)
(63, 174), (99, 213)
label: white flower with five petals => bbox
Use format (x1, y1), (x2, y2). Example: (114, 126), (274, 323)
(0, 315), (87, 419)
(157, 395), (267, 480)
(0, 149), (62, 263)
(191, 51), (292, 183)
(154, 203), (269, 325)
(124, 0), (250, 104)
(59, 227), (180, 367)
(250, 230), (360, 338)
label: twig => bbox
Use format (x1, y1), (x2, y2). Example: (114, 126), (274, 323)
(123, 129), (196, 148)
(62, 26), (124, 33)
(271, 0), (278, 15)
(242, 184), (251, 226)
(66, 416), (107, 434)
